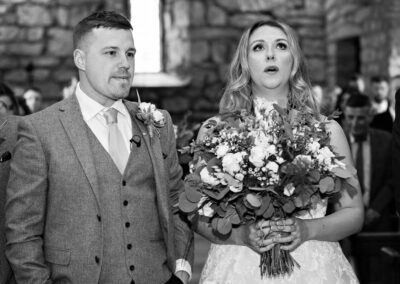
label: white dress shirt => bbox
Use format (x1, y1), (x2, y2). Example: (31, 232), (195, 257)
(350, 134), (371, 207)
(75, 84), (192, 279)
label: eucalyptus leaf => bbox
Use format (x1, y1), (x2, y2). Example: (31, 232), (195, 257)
(319, 176), (335, 193)
(263, 203), (274, 219)
(185, 183), (203, 203)
(203, 187), (230, 200)
(178, 192), (198, 213)
(216, 217), (233, 235)
(245, 193), (262, 208)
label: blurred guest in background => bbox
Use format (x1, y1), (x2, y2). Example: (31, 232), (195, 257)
(369, 76), (393, 132)
(344, 94), (396, 231)
(393, 89), (400, 215)
(0, 83), (20, 116)
(23, 87), (43, 113)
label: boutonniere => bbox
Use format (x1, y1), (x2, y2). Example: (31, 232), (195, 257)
(0, 120), (11, 163)
(135, 90), (166, 139)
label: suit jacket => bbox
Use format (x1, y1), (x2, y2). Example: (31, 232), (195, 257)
(393, 90), (400, 215)
(370, 106), (393, 133)
(5, 95), (193, 283)
(0, 115), (18, 284)
(366, 128), (395, 231)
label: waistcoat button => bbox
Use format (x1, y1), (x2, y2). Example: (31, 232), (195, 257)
(125, 222), (130, 228)
(127, 243), (132, 250)
(130, 265), (135, 271)
(97, 215), (101, 222)
(122, 180), (127, 186)
(123, 200), (128, 206)
(95, 256), (100, 264)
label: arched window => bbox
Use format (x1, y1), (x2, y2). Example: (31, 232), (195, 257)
(130, 0), (161, 73)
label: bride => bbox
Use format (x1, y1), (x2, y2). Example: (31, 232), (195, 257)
(193, 20), (363, 284)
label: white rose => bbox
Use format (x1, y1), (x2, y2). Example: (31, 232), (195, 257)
(229, 185), (242, 193)
(317, 147), (335, 165)
(139, 102), (155, 112)
(216, 144), (230, 158)
(307, 141), (320, 154)
(293, 155), (313, 168)
(235, 173), (244, 181)
(284, 183), (296, 197)
(334, 159), (346, 169)
(200, 167), (220, 186)
(222, 152), (243, 175)
(265, 144), (277, 156)
(152, 109), (164, 123)
(265, 161), (279, 173)
(276, 156), (285, 164)
(249, 145), (266, 168)
(199, 201), (215, 217)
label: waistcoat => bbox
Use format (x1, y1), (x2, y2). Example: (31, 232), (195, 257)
(86, 116), (170, 284)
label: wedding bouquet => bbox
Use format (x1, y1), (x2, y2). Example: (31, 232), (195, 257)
(179, 104), (357, 278)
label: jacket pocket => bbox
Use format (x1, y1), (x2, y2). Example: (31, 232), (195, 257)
(45, 246), (71, 266)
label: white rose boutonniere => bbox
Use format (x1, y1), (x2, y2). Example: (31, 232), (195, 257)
(135, 90), (166, 139)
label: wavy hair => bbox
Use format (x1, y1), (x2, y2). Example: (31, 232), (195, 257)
(219, 20), (319, 118)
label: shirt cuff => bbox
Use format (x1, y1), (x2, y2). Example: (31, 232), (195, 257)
(175, 258), (192, 280)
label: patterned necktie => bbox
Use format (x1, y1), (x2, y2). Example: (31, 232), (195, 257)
(104, 108), (129, 174)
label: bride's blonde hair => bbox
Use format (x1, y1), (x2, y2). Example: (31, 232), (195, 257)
(219, 20), (319, 118)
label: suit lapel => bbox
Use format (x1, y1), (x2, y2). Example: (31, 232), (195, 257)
(125, 102), (170, 225)
(58, 95), (101, 207)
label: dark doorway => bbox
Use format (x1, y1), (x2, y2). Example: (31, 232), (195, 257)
(336, 37), (361, 88)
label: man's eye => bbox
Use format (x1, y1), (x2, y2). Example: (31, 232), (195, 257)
(276, 42), (288, 50)
(127, 52), (135, 58)
(105, 50), (116, 56)
(252, 44), (264, 51)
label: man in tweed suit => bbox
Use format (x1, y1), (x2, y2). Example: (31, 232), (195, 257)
(5, 11), (193, 284)
(0, 114), (18, 284)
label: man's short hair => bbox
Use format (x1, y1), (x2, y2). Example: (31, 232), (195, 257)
(73, 11), (132, 49)
(345, 94), (372, 108)
(370, 75), (388, 84)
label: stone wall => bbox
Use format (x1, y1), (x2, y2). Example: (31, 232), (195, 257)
(0, 0), (127, 105)
(325, 0), (400, 90)
(0, 0), (327, 122)
(140, 0), (327, 123)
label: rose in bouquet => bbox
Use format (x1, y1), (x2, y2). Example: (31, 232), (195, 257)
(179, 104), (357, 278)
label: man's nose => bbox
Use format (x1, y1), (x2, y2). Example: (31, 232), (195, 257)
(119, 54), (131, 69)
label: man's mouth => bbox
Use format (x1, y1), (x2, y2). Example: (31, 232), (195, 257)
(264, 66), (279, 74)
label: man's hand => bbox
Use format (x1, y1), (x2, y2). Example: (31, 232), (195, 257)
(365, 208), (380, 226)
(175, 271), (189, 284)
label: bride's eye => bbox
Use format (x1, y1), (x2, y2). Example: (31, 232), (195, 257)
(252, 44), (264, 52)
(276, 42), (288, 50)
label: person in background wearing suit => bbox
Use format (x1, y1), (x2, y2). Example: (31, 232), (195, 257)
(344, 94), (396, 232)
(0, 114), (18, 284)
(393, 89), (400, 216)
(5, 11), (193, 284)
(369, 76), (394, 133)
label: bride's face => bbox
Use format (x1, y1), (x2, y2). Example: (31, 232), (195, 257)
(247, 25), (293, 94)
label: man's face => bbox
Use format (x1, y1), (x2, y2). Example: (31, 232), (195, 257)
(76, 28), (136, 106)
(344, 106), (372, 137)
(371, 81), (389, 102)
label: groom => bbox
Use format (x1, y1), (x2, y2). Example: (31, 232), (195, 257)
(5, 11), (193, 284)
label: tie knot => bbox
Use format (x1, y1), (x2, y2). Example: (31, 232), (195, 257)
(104, 108), (118, 125)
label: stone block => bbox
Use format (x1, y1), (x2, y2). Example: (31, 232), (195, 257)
(215, 0), (283, 12)
(0, 57), (19, 69)
(8, 43), (43, 56)
(211, 41), (228, 64)
(208, 4), (227, 26)
(17, 4), (52, 26)
(307, 58), (326, 83)
(27, 27), (45, 41)
(47, 28), (73, 56)
(229, 14), (273, 29)
(37, 81), (62, 100)
(33, 68), (51, 81)
(0, 4), (9, 14)
(190, 27), (240, 40)
(28, 57), (60, 67)
(190, 40), (209, 63)
(53, 67), (77, 82)
(0, 26), (19, 42)
(302, 39), (326, 57)
(4, 69), (28, 83)
(68, 5), (95, 27)
(190, 1), (205, 26)
(174, 0), (189, 27)
(56, 7), (69, 27)
(0, 13), (17, 25)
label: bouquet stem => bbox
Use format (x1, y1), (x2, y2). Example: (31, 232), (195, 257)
(259, 243), (299, 278)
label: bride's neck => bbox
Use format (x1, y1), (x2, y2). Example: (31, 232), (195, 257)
(252, 87), (288, 107)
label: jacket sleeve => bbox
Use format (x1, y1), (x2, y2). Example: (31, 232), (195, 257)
(5, 117), (52, 283)
(162, 111), (194, 268)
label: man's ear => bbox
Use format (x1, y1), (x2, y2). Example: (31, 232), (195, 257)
(73, 49), (85, 71)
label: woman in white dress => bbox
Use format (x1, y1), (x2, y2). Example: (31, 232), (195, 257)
(194, 20), (364, 284)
